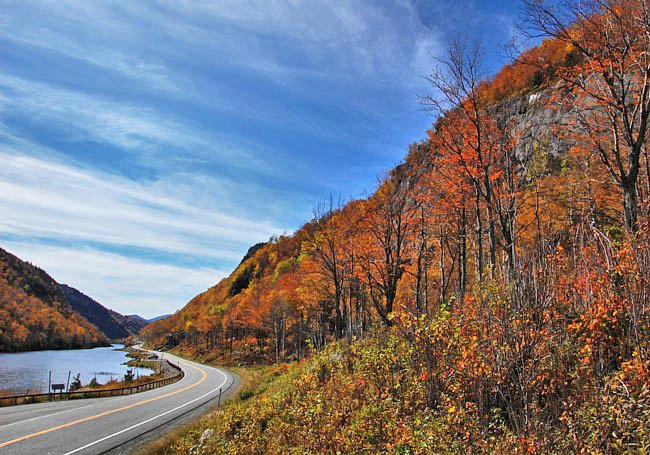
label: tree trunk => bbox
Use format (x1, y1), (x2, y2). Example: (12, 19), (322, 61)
(475, 192), (485, 280)
(487, 207), (497, 278)
(458, 208), (467, 303)
(623, 182), (639, 233)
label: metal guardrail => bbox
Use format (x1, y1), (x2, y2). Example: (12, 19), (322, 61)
(0, 360), (184, 407)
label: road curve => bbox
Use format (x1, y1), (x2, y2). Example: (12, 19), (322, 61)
(0, 350), (237, 455)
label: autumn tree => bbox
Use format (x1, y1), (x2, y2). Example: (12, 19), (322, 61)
(406, 144), (463, 308)
(423, 37), (495, 280)
(357, 173), (414, 326)
(424, 37), (526, 276)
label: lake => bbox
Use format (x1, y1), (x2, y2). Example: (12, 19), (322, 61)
(0, 344), (151, 394)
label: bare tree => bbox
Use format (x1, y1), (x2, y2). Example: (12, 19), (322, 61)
(423, 35), (524, 275)
(303, 195), (347, 339)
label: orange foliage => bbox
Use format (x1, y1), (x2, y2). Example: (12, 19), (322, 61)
(0, 248), (107, 352)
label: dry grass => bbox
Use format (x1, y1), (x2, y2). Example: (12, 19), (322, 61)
(0, 387), (46, 397)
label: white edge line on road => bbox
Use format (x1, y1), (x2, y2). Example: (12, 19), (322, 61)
(0, 404), (95, 430)
(62, 359), (228, 455)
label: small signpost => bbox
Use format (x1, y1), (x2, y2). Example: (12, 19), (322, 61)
(51, 384), (65, 393)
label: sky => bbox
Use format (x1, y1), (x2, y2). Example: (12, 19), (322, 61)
(0, 0), (520, 319)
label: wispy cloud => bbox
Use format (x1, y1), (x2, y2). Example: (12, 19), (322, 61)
(0, 150), (286, 260)
(0, 74), (302, 177)
(0, 1), (441, 90)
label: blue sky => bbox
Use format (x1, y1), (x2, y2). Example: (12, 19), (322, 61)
(0, 0), (519, 318)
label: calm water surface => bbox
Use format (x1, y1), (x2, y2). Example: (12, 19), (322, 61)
(0, 344), (150, 393)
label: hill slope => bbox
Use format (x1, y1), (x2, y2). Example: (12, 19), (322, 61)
(142, 3), (650, 452)
(60, 284), (146, 339)
(141, 36), (586, 362)
(0, 247), (108, 352)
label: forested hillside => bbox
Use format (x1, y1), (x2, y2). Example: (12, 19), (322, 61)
(144, 1), (650, 452)
(143, 30), (587, 365)
(0, 247), (108, 352)
(61, 284), (146, 339)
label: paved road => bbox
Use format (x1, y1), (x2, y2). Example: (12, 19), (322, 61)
(0, 350), (237, 455)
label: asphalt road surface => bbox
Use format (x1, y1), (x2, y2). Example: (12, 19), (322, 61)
(0, 350), (237, 455)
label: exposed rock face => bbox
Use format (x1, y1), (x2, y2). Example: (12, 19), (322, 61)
(497, 83), (576, 162)
(199, 428), (214, 445)
(189, 428), (215, 454)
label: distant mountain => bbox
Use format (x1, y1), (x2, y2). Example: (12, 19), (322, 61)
(0, 247), (108, 352)
(125, 314), (147, 325)
(122, 314), (149, 333)
(147, 314), (171, 323)
(125, 314), (171, 324)
(61, 285), (147, 340)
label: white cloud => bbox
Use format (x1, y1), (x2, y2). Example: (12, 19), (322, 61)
(0, 73), (377, 183)
(0, 149), (287, 316)
(0, 74), (279, 172)
(0, 150), (286, 260)
(0, 1), (441, 91)
(0, 1), (440, 180)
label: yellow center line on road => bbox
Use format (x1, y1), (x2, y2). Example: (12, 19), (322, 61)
(0, 359), (206, 449)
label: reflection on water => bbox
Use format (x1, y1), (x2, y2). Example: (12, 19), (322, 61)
(0, 344), (150, 393)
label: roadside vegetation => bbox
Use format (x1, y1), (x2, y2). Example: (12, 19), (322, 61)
(74, 372), (165, 393)
(146, 335), (650, 454)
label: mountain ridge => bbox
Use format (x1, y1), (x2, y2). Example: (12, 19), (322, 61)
(0, 247), (109, 352)
(0, 246), (149, 351)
